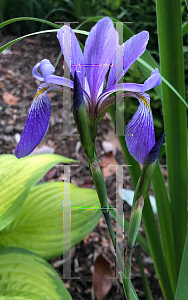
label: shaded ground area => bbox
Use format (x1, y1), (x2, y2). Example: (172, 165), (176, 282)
(0, 34), (163, 300)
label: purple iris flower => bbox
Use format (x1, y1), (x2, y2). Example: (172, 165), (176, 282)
(14, 17), (161, 164)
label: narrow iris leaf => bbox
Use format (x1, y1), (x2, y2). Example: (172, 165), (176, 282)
(156, 0), (187, 285)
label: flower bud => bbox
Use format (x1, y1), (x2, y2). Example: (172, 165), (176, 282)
(133, 133), (165, 202)
(128, 196), (144, 248)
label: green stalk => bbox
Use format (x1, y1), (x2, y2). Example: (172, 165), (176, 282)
(89, 157), (125, 272)
(124, 247), (133, 300)
(156, 0), (187, 282)
(125, 195), (144, 299)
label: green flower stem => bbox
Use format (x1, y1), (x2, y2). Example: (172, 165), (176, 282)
(89, 157), (125, 272)
(125, 194), (144, 300)
(124, 246), (134, 300)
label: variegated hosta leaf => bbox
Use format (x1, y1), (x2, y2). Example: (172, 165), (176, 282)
(0, 247), (72, 300)
(0, 181), (102, 259)
(0, 154), (76, 231)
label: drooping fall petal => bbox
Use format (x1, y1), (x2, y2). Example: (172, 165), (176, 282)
(125, 93), (155, 164)
(14, 87), (51, 159)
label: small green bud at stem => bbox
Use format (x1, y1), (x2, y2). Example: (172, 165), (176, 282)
(89, 159), (109, 212)
(128, 196), (144, 248)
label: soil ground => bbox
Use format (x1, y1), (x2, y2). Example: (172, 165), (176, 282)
(0, 33), (163, 300)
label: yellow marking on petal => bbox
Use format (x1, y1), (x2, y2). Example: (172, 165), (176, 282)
(34, 87), (49, 100)
(138, 94), (151, 111)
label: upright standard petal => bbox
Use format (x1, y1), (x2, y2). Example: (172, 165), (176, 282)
(125, 93), (155, 164)
(14, 87), (51, 158)
(84, 17), (117, 103)
(57, 25), (84, 87)
(107, 31), (149, 88)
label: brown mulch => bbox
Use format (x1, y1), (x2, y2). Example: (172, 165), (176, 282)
(0, 33), (163, 300)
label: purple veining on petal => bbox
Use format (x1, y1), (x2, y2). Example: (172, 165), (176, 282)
(14, 87), (51, 158)
(57, 25), (84, 87)
(125, 93), (155, 164)
(84, 17), (117, 104)
(107, 31), (149, 88)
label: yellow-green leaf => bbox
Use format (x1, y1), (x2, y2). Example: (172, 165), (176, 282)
(0, 182), (102, 259)
(0, 247), (72, 300)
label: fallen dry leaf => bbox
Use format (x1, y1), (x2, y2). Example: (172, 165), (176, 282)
(78, 180), (93, 189)
(0, 65), (8, 74)
(3, 91), (20, 106)
(100, 151), (117, 178)
(0, 65), (15, 76)
(92, 254), (114, 300)
(0, 81), (5, 89)
(24, 38), (40, 44)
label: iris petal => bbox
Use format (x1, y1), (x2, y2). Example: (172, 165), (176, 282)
(32, 59), (74, 88)
(14, 87), (51, 159)
(57, 25), (84, 86)
(39, 59), (55, 82)
(125, 93), (155, 164)
(32, 62), (43, 81)
(146, 133), (165, 165)
(97, 69), (161, 114)
(107, 31), (149, 88)
(142, 68), (161, 91)
(84, 17), (117, 103)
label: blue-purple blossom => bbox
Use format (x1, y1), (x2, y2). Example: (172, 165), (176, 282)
(14, 17), (161, 164)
